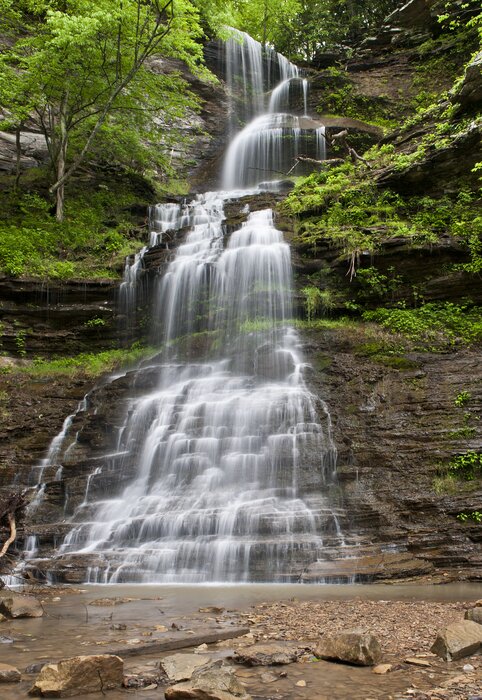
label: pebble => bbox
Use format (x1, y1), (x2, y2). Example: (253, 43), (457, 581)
(463, 664), (475, 672)
(295, 680), (306, 687)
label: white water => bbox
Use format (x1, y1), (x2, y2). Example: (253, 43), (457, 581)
(21, 32), (340, 584)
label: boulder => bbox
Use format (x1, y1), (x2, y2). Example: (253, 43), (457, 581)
(29, 654), (123, 697)
(164, 661), (251, 700)
(233, 643), (306, 666)
(0, 594), (43, 619)
(160, 653), (214, 682)
(452, 52), (482, 108)
(431, 620), (482, 661)
(0, 663), (21, 683)
(464, 608), (482, 625)
(315, 630), (382, 666)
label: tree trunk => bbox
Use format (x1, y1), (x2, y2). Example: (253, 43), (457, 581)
(55, 95), (68, 222)
(14, 127), (21, 192)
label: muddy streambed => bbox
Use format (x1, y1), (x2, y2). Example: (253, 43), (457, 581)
(0, 583), (481, 699)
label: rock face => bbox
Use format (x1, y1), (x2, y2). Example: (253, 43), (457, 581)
(29, 654), (124, 697)
(315, 631), (382, 666)
(233, 643), (306, 666)
(0, 663), (21, 683)
(0, 594), (43, 619)
(431, 621), (482, 661)
(160, 653), (213, 682)
(164, 661), (251, 700)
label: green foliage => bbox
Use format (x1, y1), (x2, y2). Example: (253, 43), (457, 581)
(0, 181), (149, 278)
(0, 0), (212, 218)
(448, 451), (482, 481)
(456, 511), (482, 523)
(363, 302), (482, 350)
(455, 391), (471, 407)
(284, 166), (482, 277)
(84, 317), (106, 329)
(316, 81), (398, 129)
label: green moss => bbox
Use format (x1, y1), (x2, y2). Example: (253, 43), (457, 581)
(362, 302), (482, 350)
(11, 345), (156, 379)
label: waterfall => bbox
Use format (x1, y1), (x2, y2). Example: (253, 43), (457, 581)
(222, 31), (325, 188)
(21, 32), (342, 584)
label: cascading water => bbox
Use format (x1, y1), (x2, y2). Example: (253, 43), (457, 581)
(22, 31), (343, 584)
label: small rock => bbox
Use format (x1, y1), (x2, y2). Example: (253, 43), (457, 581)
(160, 653), (213, 682)
(110, 623), (127, 631)
(194, 643), (209, 653)
(373, 664), (392, 674)
(465, 608), (482, 625)
(315, 630), (382, 666)
(0, 613), (7, 622)
(0, 595), (43, 619)
(29, 654), (123, 697)
(164, 660), (251, 700)
(260, 672), (277, 683)
(199, 607), (225, 614)
(234, 642), (306, 666)
(463, 664), (475, 672)
(431, 620), (482, 661)
(296, 680), (306, 687)
(155, 625), (168, 632)
(405, 657), (431, 667)
(0, 663), (21, 683)
(26, 663), (47, 674)
(474, 599), (482, 607)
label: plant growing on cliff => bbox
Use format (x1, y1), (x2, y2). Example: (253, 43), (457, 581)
(0, 0), (209, 221)
(448, 451), (482, 481)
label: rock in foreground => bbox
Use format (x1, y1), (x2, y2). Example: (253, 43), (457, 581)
(0, 663), (21, 682)
(165, 661), (251, 700)
(315, 630), (382, 666)
(464, 608), (482, 625)
(160, 653), (213, 682)
(233, 643), (306, 666)
(29, 654), (123, 697)
(431, 620), (482, 661)
(0, 594), (43, 619)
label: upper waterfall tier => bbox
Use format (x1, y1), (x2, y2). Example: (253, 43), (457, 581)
(221, 29), (326, 189)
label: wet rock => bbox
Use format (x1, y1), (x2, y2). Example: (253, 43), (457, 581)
(164, 660), (251, 699)
(465, 608), (482, 625)
(0, 594), (43, 619)
(233, 643), (306, 666)
(0, 663), (21, 682)
(26, 663), (48, 675)
(29, 654), (124, 697)
(315, 630), (382, 666)
(199, 606), (225, 614)
(0, 613), (7, 622)
(160, 653), (214, 682)
(431, 620), (482, 661)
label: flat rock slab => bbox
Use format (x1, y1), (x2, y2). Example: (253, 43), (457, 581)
(165, 661), (251, 700)
(233, 643), (307, 666)
(0, 663), (21, 683)
(315, 630), (382, 666)
(29, 654), (123, 697)
(0, 594), (43, 619)
(431, 620), (482, 661)
(160, 653), (214, 682)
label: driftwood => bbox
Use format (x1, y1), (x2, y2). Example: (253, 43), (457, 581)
(329, 129), (372, 168)
(0, 491), (27, 570)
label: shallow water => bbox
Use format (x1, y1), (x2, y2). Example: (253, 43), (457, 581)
(0, 583), (480, 699)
